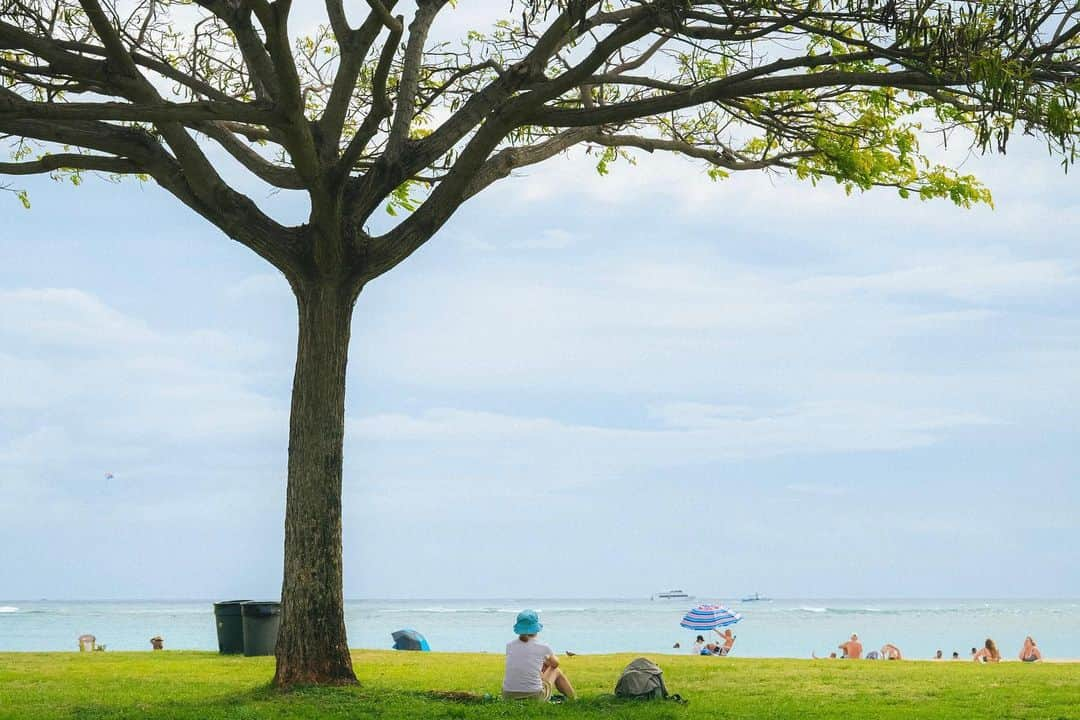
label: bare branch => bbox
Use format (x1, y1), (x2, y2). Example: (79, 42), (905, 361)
(386, 0), (447, 155)
(196, 122), (305, 189)
(0, 96), (279, 124)
(0, 153), (143, 175)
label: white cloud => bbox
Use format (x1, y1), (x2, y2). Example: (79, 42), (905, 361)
(459, 228), (579, 252)
(0, 288), (288, 489)
(346, 400), (998, 477)
(798, 252), (1075, 302)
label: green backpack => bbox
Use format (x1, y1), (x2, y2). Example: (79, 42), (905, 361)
(614, 658), (670, 700)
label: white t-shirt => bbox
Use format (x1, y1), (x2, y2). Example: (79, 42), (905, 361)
(502, 638), (554, 693)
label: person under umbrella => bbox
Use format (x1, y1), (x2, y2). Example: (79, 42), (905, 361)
(680, 604), (742, 656)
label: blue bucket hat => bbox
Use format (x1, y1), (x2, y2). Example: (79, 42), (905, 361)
(513, 609), (543, 635)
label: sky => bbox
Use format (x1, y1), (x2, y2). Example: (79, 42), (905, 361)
(1, 5), (1079, 602)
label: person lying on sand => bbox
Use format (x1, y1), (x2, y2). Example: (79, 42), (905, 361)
(973, 638), (1001, 663)
(881, 643), (902, 660)
(701, 642), (721, 656)
(1019, 636), (1043, 662)
(502, 610), (576, 702)
(839, 634), (863, 659)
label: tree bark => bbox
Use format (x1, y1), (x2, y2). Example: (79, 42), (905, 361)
(273, 279), (359, 687)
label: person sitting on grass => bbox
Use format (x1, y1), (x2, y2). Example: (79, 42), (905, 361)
(1019, 636), (1043, 662)
(839, 634), (863, 659)
(881, 643), (902, 660)
(973, 638), (1001, 663)
(502, 610), (576, 702)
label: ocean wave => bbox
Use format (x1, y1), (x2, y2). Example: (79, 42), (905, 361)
(377, 608), (503, 614)
(375, 607), (594, 615)
(794, 606), (901, 616)
(0, 606), (18, 613)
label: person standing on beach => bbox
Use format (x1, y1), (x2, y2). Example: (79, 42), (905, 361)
(1019, 636), (1043, 662)
(502, 610), (576, 702)
(839, 634), (863, 659)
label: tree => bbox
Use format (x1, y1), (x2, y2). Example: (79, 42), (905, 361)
(2, 0), (1078, 686)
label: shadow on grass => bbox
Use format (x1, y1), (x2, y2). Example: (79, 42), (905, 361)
(59, 687), (692, 720)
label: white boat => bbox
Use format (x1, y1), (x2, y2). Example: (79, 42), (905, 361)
(652, 589), (691, 600)
(740, 592), (771, 602)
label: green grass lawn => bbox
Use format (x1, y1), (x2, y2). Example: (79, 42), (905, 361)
(0, 650), (1077, 719)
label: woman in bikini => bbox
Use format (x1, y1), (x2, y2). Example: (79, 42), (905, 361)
(1019, 636), (1043, 662)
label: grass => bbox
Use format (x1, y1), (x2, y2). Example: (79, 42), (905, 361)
(0, 650), (1077, 719)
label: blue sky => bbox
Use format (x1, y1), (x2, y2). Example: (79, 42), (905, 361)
(2, 7), (1079, 601)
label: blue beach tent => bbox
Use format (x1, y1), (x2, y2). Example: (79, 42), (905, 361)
(391, 629), (430, 651)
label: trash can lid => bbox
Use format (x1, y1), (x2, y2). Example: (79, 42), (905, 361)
(241, 601), (281, 617)
(213, 600), (252, 616)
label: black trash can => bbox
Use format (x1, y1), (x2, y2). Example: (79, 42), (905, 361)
(213, 600), (250, 655)
(241, 601), (281, 657)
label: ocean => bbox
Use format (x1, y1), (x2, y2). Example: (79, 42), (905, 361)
(1, 599), (1077, 660)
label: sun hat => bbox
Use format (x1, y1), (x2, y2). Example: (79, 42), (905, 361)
(513, 609), (543, 635)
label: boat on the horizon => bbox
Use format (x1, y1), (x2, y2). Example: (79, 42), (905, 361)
(740, 592), (771, 602)
(652, 590), (692, 600)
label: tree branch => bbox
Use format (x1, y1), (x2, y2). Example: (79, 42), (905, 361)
(196, 121), (305, 189)
(386, 0), (447, 156)
(0, 97), (279, 124)
(0, 153), (143, 175)
(365, 128), (593, 278)
(528, 68), (947, 127)
(319, 0), (401, 153)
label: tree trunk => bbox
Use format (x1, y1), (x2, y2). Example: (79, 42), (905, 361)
(273, 280), (359, 687)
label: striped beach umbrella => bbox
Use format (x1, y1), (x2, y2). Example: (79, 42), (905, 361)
(680, 604), (742, 631)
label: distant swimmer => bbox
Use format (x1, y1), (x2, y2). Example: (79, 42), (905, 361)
(1019, 636), (1042, 662)
(839, 634), (863, 659)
